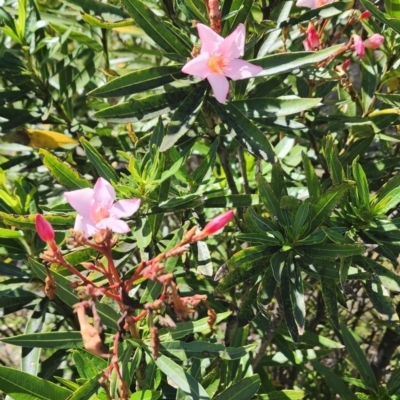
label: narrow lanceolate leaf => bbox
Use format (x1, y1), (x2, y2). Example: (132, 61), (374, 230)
(309, 181), (355, 233)
(233, 97), (322, 118)
(384, 0), (400, 17)
(155, 354), (210, 399)
(21, 299), (48, 376)
(63, 0), (128, 17)
(256, 174), (283, 221)
(222, 0), (253, 36)
(281, 267), (299, 342)
(253, 45), (343, 77)
(0, 366), (71, 400)
(352, 161), (370, 210)
(271, 252), (286, 283)
(312, 361), (358, 400)
(160, 86), (205, 151)
(361, 53), (378, 114)
(121, 0), (190, 55)
(293, 201), (309, 238)
(373, 174), (400, 215)
(1, 332), (83, 349)
(303, 243), (364, 259)
(89, 66), (185, 98)
(38, 149), (92, 190)
(213, 375), (260, 400)
(211, 99), (276, 162)
(258, 390), (305, 399)
(0, 212), (74, 231)
(290, 263), (305, 335)
(320, 278), (340, 330)
(359, 0), (400, 33)
(0, 228), (23, 238)
(363, 280), (399, 322)
(340, 323), (379, 393)
(80, 138), (118, 182)
(192, 137), (219, 189)
(94, 90), (191, 123)
(302, 153), (321, 201)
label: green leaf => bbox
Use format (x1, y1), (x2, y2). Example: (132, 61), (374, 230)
(271, 252), (286, 283)
(340, 323), (378, 393)
(222, 0), (253, 35)
(0, 288), (37, 310)
(359, 0), (400, 33)
(80, 137), (119, 182)
(373, 174), (400, 215)
(253, 45), (344, 77)
(387, 368), (400, 395)
(21, 299), (48, 376)
(0, 227), (24, 238)
(160, 86), (205, 151)
(258, 390), (305, 399)
(129, 390), (161, 400)
(375, 93), (400, 108)
(281, 266), (299, 342)
(312, 360), (358, 400)
(0, 212), (74, 231)
(94, 90), (191, 123)
(122, 0), (190, 55)
(384, 0), (400, 17)
(1, 332), (83, 349)
(361, 53), (379, 114)
(320, 278), (340, 330)
(38, 149), (92, 190)
(304, 243), (364, 258)
(213, 375), (260, 400)
(309, 181), (355, 232)
(290, 262), (305, 335)
(323, 135), (345, 186)
(302, 153), (321, 201)
(0, 366), (71, 400)
(155, 354), (210, 399)
(352, 160), (370, 210)
(89, 66), (185, 98)
(363, 279), (399, 322)
(211, 99), (276, 162)
(81, 13), (134, 28)
(293, 200), (309, 238)
(64, 0), (128, 17)
(256, 174), (283, 221)
(233, 97), (321, 118)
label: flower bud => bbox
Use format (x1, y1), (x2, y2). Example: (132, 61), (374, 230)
(35, 214), (55, 242)
(363, 34), (384, 49)
(202, 210), (235, 236)
(359, 10), (372, 19)
(342, 59), (351, 70)
(353, 34), (365, 58)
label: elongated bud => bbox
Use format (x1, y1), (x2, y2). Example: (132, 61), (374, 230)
(35, 214), (55, 242)
(359, 10), (372, 19)
(363, 34), (384, 49)
(202, 210), (235, 237)
(342, 59), (351, 70)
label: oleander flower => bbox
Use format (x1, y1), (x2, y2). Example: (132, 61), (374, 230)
(182, 23), (262, 103)
(353, 34), (384, 58)
(303, 22), (320, 51)
(64, 177), (140, 237)
(296, 0), (334, 9)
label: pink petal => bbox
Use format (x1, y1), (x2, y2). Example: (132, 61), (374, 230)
(203, 210), (235, 236)
(364, 34), (384, 49)
(64, 188), (94, 219)
(182, 52), (211, 79)
(219, 23), (245, 59)
(111, 199), (141, 218)
(353, 34), (365, 57)
(197, 23), (223, 55)
(74, 215), (97, 237)
(296, 0), (317, 8)
(225, 59), (262, 80)
(93, 178), (115, 209)
(207, 74), (230, 103)
(96, 218), (130, 233)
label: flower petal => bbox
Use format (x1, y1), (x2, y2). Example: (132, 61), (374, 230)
(225, 59), (262, 80)
(219, 23), (245, 59)
(197, 23), (223, 54)
(64, 188), (94, 218)
(296, 0), (317, 8)
(93, 178), (115, 209)
(364, 34), (384, 49)
(74, 215), (97, 237)
(353, 34), (365, 57)
(111, 199), (141, 218)
(182, 52), (211, 79)
(207, 74), (229, 103)
(96, 218), (130, 233)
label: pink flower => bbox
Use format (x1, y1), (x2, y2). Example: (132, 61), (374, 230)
(363, 33), (384, 49)
(64, 177), (140, 237)
(192, 210), (235, 241)
(303, 22), (320, 51)
(35, 214), (55, 242)
(296, 0), (334, 9)
(182, 23), (262, 103)
(352, 34), (384, 58)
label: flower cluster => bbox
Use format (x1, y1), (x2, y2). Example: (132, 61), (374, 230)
(35, 177), (235, 398)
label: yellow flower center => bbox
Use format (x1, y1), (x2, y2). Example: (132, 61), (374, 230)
(208, 54), (228, 74)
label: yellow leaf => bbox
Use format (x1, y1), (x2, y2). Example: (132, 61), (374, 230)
(21, 128), (77, 149)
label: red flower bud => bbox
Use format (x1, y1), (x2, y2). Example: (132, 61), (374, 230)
(360, 10), (372, 19)
(35, 214), (55, 242)
(342, 59), (351, 70)
(202, 210), (235, 236)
